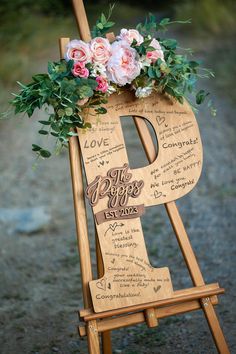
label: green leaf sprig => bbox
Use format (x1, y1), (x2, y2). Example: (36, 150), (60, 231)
(6, 9), (216, 159)
(11, 60), (107, 158)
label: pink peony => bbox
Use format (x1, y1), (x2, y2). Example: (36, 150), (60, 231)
(65, 39), (91, 64)
(95, 76), (109, 93)
(106, 41), (141, 86)
(146, 38), (164, 63)
(72, 62), (89, 78)
(90, 37), (111, 65)
(117, 29), (144, 46)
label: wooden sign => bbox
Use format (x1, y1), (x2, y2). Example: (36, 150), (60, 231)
(78, 91), (203, 313)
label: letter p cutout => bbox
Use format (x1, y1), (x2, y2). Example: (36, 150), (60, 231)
(78, 92), (203, 312)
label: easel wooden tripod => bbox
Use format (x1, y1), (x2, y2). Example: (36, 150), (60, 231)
(59, 1), (230, 353)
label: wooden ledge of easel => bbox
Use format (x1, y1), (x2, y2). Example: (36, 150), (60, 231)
(78, 283), (224, 337)
(78, 296), (219, 337)
(79, 283), (225, 322)
(80, 283), (223, 321)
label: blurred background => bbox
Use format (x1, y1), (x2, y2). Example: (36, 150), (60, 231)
(0, 1), (235, 353)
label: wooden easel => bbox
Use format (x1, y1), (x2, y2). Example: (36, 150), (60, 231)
(59, 1), (230, 353)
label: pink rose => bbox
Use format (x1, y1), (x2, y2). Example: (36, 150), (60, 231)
(90, 37), (111, 65)
(95, 76), (109, 93)
(146, 38), (164, 63)
(117, 29), (144, 46)
(65, 39), (91, 64)
(106, 41), (141, 86)
(72, 62), (89, 78)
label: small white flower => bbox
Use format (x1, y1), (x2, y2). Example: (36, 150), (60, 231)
(135, 86), (153, 98)
(107, 85), (117, 95)
(90, 63), (107, 77)
(139, 55), (151, 69)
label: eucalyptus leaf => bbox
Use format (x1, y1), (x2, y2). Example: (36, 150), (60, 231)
(101, 13), (106, 24)
(65, 107), (73, 116)
(38, 129), (49, 135)
(196, 90), (209, 105)
(40, 149), (51, 158)
(38, 120), (51, 125)
(32, 144), (42, 152)
(95, 107), (107, 114)
(148, 67), (156, 79)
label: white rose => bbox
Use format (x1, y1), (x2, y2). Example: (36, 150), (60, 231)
(135, 87), (153, 98)
(117, 29), (144, 46)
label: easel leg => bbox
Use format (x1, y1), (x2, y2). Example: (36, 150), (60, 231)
(133, 117), (230, 353)
(201, 298), (230, 353)
(87, 320), (100, 354)
(96, 230), (113, 354)
(101, 331), (113, 354)
(166, 202), (229, 354)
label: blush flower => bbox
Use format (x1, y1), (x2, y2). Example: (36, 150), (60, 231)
(95, 76), (109, 93)
(72, 62), (89, 78)
(65, 39), (91, 64)
(78, 97), (89, 106)
(90, 37), (111, 65)
(146, 38), (164, 63)
(117, 29), (144, 46)
(106, 41), (141, 86)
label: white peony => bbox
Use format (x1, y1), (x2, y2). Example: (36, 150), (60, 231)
(106, 40), (141, 86)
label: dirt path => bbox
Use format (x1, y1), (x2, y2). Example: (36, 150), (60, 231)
(0, 40), (235, 354)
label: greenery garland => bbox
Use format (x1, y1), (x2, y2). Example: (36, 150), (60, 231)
(8, 9), (215, 159)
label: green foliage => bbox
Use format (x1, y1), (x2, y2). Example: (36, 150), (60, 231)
(91, 4), (116, 37)
(8, 11), (215, 159)
(133, 16), (215, 109)
(10, 59), (105, 157)
(196, 90), (209, 105)
(32, 144), (51, 159)
(136, 13), (191, 36)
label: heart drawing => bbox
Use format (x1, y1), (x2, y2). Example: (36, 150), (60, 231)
(154, 191), (162, 199)
(156, 115), (165, 126)
(153, 285), (162, 293)
(96, 279), (106, 291)
(110, 222), (118, 231)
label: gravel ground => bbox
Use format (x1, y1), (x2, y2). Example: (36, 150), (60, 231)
(0, 39), (235, 354)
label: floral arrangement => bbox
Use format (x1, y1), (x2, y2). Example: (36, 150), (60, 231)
(9, 10), (215, 159)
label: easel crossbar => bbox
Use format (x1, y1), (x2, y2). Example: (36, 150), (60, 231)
(80, 283), (223, 321)
(79, 296), (219, 337)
